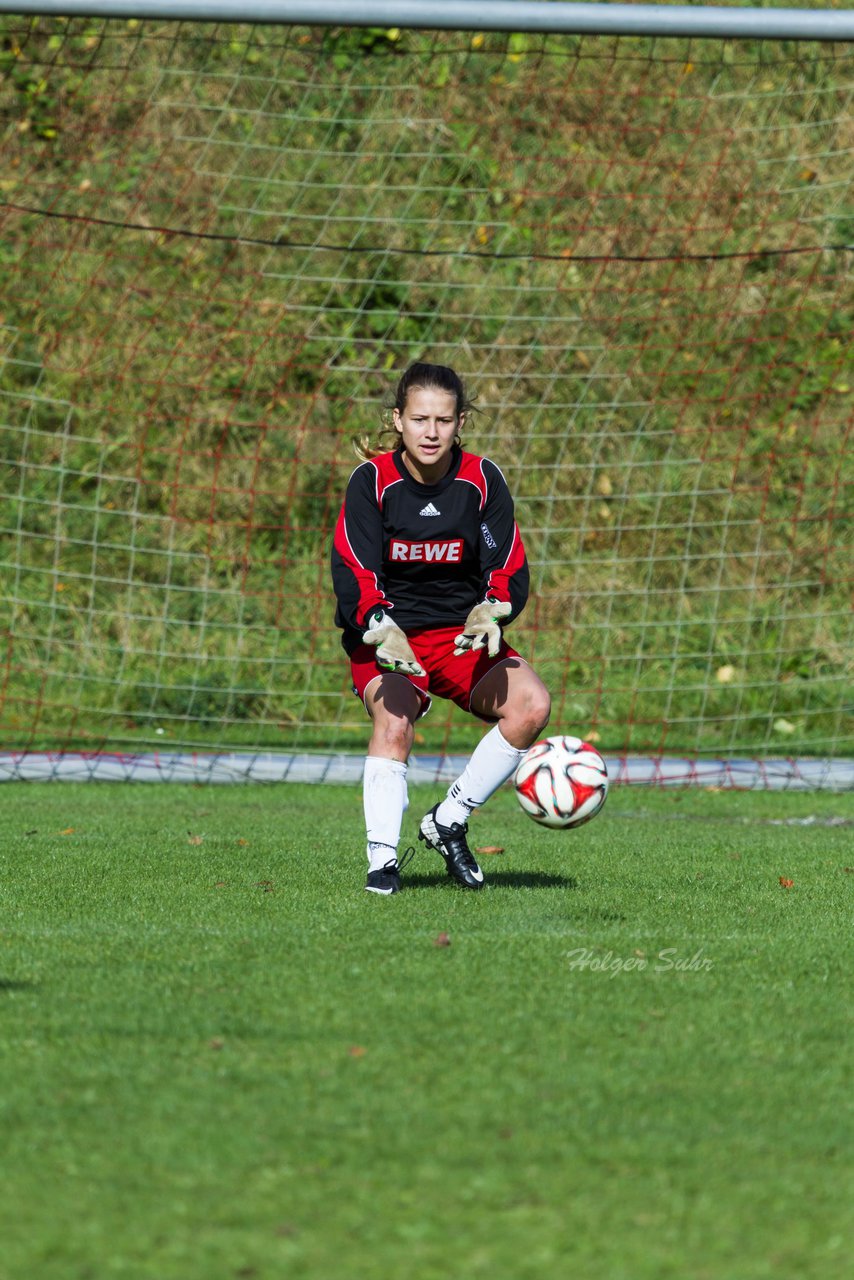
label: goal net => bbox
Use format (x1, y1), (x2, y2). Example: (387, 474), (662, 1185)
(0, 13), (851, 785)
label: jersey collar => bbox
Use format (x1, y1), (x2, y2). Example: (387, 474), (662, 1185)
(392, 443), (462, 494)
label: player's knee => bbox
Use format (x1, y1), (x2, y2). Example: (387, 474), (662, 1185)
(372, 713), (414, 757)
(528, 685), (551, 735)
(504, 682), (551, 742)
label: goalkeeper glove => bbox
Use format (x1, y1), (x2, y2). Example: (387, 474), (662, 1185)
(454, 598), (512, 658)
(362, 610), (426, 677)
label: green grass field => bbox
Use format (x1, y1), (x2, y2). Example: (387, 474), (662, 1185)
(1, 780), (851, 1280)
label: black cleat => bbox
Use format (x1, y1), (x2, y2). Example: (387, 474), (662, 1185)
(364, 847), (414, 895)
(419, 806), (484, 889)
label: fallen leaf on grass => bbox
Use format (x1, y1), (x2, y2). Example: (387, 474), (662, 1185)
(236, 838), (249, 846)
(476, 845), (504, 855)
(779, 877), (794, 889)
(433, 932), (451, 947)
(348, 1045), (366, 1058)
(58, 827), (75, 836)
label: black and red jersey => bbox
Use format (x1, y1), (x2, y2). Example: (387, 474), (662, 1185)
(331, 444), (529, 653)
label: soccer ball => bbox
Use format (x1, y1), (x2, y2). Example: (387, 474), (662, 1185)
(514, 735), (609, 829)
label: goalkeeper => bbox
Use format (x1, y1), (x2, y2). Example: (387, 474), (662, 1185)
(331, 361), (551, 895)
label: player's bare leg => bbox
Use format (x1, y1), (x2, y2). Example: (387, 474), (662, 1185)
(420, 660), (551, 888)
(365, 672), (421, 762)
(469, 659), (552, 748)
(362, 674), (421, 894)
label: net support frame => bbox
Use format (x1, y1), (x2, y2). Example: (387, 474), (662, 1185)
(1, 3), (851, 787)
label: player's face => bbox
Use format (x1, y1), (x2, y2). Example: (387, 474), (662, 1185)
(394, 386), (463, 484)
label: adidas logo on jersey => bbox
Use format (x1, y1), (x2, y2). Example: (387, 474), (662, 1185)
(419, 502), (441, 517)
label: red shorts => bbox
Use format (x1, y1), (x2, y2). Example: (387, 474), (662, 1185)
(350, 625), (524, 722)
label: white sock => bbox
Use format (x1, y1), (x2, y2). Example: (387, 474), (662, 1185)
(436, 725), (527, 828)
(367, 842), (398, 871)
(363, 756), (408, 869)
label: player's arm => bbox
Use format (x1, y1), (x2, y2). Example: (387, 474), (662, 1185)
(331, 463), (393, 631)
(455, 460), (529, 657)
(476, 459), (529, 618)
(331, 465), (425, 676)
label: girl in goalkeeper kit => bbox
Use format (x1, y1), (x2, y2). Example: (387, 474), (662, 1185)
(331, 361), (551, 894)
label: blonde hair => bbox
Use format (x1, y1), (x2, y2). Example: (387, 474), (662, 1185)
(352, 421), (399, 463)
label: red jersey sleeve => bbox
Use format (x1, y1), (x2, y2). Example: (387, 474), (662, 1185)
(478, 459), (529, 621)
(331, 462), (393, 631)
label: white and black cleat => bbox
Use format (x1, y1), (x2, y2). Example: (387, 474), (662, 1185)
(419, 806), (484, 890)
(364, 847), (414, 895)
(365, 860), (401, 895)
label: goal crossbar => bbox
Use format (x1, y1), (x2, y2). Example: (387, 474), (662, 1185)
(1, 0), (853, 42)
